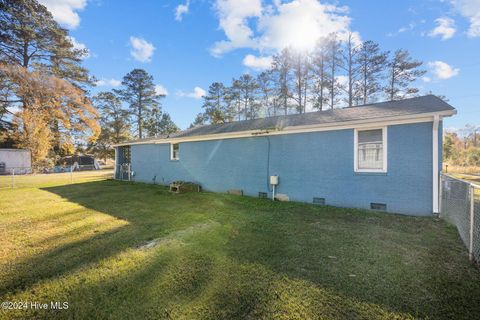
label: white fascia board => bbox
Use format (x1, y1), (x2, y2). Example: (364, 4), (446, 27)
(113, 110), (456, 147)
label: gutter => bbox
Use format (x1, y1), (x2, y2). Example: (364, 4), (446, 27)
(432, 115), (440, 214)
(113, 110), (456, 147)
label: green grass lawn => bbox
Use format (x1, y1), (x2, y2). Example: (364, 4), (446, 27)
(1, 172), (480, 319)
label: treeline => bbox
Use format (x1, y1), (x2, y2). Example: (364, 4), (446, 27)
(90, 69), (179, 161)
(0, 0), (179, 167)
(0, 0), (99, 168)
(444, 125), (480, 167)
(192, 33), (426, 127)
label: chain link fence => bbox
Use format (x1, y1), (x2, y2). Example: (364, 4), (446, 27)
(0, 167), (112, 189)
(0, 167), (32, 188)
(440, 173), (480, 263)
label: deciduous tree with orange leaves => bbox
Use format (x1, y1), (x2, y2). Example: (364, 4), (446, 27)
(0, 0), (99, 168)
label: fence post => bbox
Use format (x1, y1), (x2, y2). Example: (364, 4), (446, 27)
(70, 166), (74, 184)
(439, 173), (443, 216)
(11, 168), (15, 188)
(470, 185), (475, 261)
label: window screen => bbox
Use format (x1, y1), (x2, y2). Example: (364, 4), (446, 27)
(171, 143), (179, 160)
(122, 146), (131, 164)
(357, 129), (383, 170)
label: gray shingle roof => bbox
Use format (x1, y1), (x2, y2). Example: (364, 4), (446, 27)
(121, 95), (455, 145)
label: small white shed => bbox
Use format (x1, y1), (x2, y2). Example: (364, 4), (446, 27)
(0, 149), (31, 174)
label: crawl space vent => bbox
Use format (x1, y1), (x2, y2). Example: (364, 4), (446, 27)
(258, 192), (268, 199)
(313, 197), (326, 205)
(370, 203), (387, 211)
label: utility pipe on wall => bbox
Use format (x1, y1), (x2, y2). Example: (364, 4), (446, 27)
(270, 175), (279, 201)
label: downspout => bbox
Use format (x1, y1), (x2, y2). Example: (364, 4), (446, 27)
(432, 115), (440, 214)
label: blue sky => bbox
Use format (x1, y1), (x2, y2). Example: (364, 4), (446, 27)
(39, 0), (480, 130)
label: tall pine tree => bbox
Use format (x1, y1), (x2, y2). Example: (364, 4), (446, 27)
(324, 33), (344, 109)
(0, 0), (92, 87)
(232, 74), (260, 120)
(201, 82), (232, 124)
(115, 69), (163, 139)
(145, 107), (179, 136)
(311, 39), (329, 111)
(385, 49), (426, 101)
(271, 48), (292, 115)
(354, 40), (388, 105)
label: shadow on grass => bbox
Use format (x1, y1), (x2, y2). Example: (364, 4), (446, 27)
(1, 181), (176, 296)
(1, 179), (480, 319)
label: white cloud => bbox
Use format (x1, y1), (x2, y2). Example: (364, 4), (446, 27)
(422, 76), (432, 83)
(428, 61), (460, 80)
(211, 0), (352, 56)
(38, 0), (86, 29)
(175, 1), (190, 21)
(451, 0), (480, 37)
(445, 126), (460, 133)
(336, 75), (349, 87)
(258, 0), (352, 52)
(243, 54), (273, 70)
(211, 0), (262, 56)
(176, 87), (206, 99)
(67, 36), (90, 58)
(387, 21), (422, 37)
(96, 78), (121, 87)
(129, 37), (155, 63)
(155, 84), (168, 96)
(428, 17), (456, 40)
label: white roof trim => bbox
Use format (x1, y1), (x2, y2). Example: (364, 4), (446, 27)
(113, 110), (456, 147)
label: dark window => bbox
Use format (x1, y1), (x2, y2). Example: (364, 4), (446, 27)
(171, 143), (179, 160)
(0, 162), (5, 173)
(258, 192), (267, 198)
(313, 197), (326, 205)
(370, 203), (387, 211)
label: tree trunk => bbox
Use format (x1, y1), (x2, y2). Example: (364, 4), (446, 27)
(363, 62), (367, 105)
(319, 60), (324, 111)
(389, 64), (395, 101)
(22, 40), (30, 68)
(348, 48), (353, 107)
(138, 92), (143, 138)
(330, 61), (335, 109)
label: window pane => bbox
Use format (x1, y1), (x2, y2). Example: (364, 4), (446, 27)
(358, 129), (382, 143)
(357, 129), (383, 170)
(172, 144), (179, 159)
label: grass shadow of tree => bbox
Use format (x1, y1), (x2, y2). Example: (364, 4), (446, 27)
(2, 179), (480, 319)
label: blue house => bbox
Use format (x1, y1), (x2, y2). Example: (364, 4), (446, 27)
(114, 95), (456, 216)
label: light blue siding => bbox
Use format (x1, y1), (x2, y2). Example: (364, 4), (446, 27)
(129, 121), (438, 216)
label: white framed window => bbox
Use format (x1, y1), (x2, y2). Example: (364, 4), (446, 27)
(354, 127), (387, 173)
(170, 143), (179, 160)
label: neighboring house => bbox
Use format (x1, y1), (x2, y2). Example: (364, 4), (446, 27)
(114, 95), (456, 216)
(0, 149), (31, 174)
